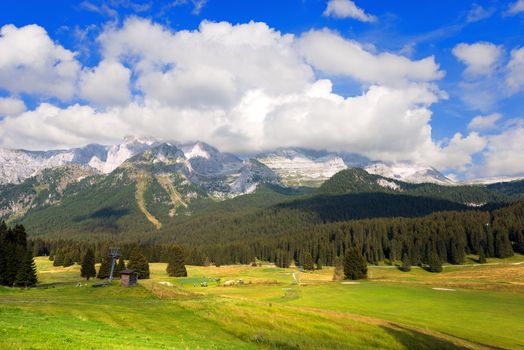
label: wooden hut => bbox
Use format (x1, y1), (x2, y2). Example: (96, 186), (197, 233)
(120, 269), (138, 287)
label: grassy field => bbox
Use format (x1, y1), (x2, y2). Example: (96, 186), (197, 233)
(0, 256), (523, 349)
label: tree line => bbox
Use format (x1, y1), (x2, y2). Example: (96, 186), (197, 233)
(27, 199), (524, 272)
(0, 222), (37, 287)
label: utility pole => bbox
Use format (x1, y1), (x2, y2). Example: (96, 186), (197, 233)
(108, 247), (120, 284)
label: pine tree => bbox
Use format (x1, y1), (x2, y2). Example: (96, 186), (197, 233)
(478, 249), (487, 264)
(332, 256), (344, 281)
(127, 249), (150, 279)
(97, 257), (110, 279)
(428, 250), (442, 273)
(344, 248), (368, 280)
(399, 252), (411, 272)
(316, 260), (323, 270)
(53, 251), (64, 267)
(14, 251), (38, 288)
(494, 231), (514, 258)
(301, 251), (315, 271)
(80, 249), (96, 281)
(116, 256), (126, 272)
(166, 246), (187, 277)
(0, 222), (8, 285)
(62, 255), (74, 267)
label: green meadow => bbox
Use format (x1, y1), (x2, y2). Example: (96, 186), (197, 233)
(1, 256), (523, 349)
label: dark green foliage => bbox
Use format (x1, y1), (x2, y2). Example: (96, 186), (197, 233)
(427, 250), (442, 273)
(53, 251), (64, 266)
(0, 222), (30, 286)
(487, 179), (524, 199)
(319, 169), (509, 204)
(332, 256), (344, 280)
(478, 249), (487, 264)
(344, 248), (367, 280)
(399, 252), (411, 272)
(275, 249), (291, 268)
(23, 198), (524, 272)
(316, 259), (323, 270)
(80, 248), (96, 280)
(166, 246), (187, 277)
(301, 252), (315, 271)
(97, 258), (110, 279)
(62, 255), (74, 267)
(116, 257), (126, 272)
(128, 249), (150, 279)
(14, 251), (38, 287)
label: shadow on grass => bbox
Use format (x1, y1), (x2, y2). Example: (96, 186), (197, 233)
(381, 325), (470, 350)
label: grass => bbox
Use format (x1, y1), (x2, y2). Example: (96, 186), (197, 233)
(1, 256), (523, 349)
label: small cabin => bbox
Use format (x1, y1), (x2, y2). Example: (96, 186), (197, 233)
(120, 269), (138, 287)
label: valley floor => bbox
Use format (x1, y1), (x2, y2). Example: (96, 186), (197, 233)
(1, 256), (523, 349)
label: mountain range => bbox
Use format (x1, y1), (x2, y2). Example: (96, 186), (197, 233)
(0, 136), (460, 186)
(1, 136), (523, 238)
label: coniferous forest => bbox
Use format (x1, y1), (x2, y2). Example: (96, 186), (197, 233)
(20, 198), (524, 271)
(0, 222), (37, 287)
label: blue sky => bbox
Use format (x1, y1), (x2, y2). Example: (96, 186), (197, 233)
(0, 0), (523, 179)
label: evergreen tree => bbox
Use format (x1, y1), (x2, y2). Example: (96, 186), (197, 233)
(344, 248), (368, 280)
(97, 257), (110, 279)
(53, 251), (64, 267)
(427, 250), (442, 273)
(0, 222), (8, 285)
(494, 231), (514, 258)
(14, 251), (38, 288)
(478, 249), (487, 264)
(332, 256), (344, 281)
(316, 260), (323, 270)
(80, 248), (96, 281)
(301, 251), (315, 271)
(166, 246), (187, 277)
(116, 256), (126, 272)
(62, 255), (74, 267)
(399, 252), (411, 272)
(127, 249), (150, 279)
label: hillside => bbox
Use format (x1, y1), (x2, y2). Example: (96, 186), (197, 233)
(319, 168), (511, 205)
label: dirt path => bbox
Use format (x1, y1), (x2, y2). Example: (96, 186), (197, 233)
(135, 174), (162, 229)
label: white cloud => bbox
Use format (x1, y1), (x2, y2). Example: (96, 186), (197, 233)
(506, 47), (524, 92)
(466, 4), (494, 23)
(0, 97), (26, 117)
(0, 24), (80, 100)
(453, 42), (502, 76)
(79, 60), (132, 107)
(507, 0), (524, 15)
(479, 127), (524, 177)
(431, 132), (486, 171)
(468, 113), (501, 131)
(100, 18), (314, 99)
(0, 18), (484, 173)
(323, 0), (376, 22)
(296, 29), (443, 86)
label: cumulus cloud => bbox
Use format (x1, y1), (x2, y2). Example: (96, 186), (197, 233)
(0, 24), (80, 100)
(79, 60), (132, 107)
(453, 42), (502, 76)
(0, 18), (486, 173)
(296, 29), (443, 86)
(468, 113), (501, 131)
(506, 47), (524, 92)
(0, 97), (26, 117)
(431, 132), (486, 171)
(479, 127), (524, 177)
(323, 0), (376, 22)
